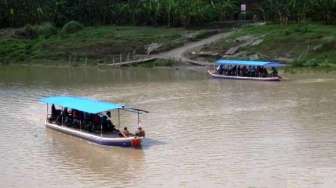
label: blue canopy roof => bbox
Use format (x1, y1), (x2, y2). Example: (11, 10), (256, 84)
(40, 96), (124, 114)
(215, 59), (286, 68)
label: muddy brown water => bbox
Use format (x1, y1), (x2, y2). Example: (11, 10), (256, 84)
(0, 65), (336, 188)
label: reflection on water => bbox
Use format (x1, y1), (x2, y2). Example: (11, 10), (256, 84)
(0, 65), (336, 187)
(45, 129), (145, 187)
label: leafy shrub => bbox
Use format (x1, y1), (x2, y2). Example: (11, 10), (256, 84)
(303, 59), (319, 67)
(14, 24), (38, 39)
(294, 26), (310, 33)
(36, 22), (57, 37)
(61, 21), (84, 34)
(292, 60), (304, 67)
(284, 29), (291, 36)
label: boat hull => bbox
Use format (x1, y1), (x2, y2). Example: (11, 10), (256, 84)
(208, 70), (281, 81)
(46, 122), (143, 148)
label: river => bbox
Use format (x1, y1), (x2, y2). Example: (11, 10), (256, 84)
(0, 65), (336, 188)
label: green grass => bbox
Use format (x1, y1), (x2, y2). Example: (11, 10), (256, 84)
(207, 23), (336, 68)
(0, 25), (212, 64)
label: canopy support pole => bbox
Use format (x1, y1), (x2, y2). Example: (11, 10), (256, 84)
(137, 112), (140, 127)
(101, 121), (103, 137)
(46, 104), (48, 121)
(61, 107), (63, 126)
(118, 109), (120, 129)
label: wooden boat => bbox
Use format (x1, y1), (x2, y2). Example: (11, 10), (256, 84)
(40, 96), (148, 148)
(208, 59), (285, 81)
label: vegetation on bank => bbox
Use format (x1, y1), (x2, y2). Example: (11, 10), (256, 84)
(197, 23), (336, 68)
(1, 0), (239, 28)
(0, 23), (215, 64)
(1, 0), (336, 29)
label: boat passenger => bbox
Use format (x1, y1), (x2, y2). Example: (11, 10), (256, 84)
(106, 111), (111, 118)
(121, 127), (131, 137)
(51, 104), (56, 117)
(83, 112), (91, 131)
(50, 104), (60, 122)
(105, 112), (118, 132)
(72, 109), (80, 127)
(135, 127), (145, 137)
(251, 66), (257, 77)
(261, 67), (268, 77)
(229, 65), (237, 76)
(272, 67), (278, 76)
(93, 114), (101, 131)
(62, 108), (72, 126)
(241, 66), (248, 76)
(99, 114), (111, 132)
(216, 65), (224, 74)
(223, 65), (229, 75)
(62, 108), (69, 118)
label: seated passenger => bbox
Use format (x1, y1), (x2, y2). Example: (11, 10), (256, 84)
(51, 104), (56, 118)
(62, 108), (69, 118)
(105, 111), (116, 131)
(62, 108), (71, 125)
(216, 65), (224, 74)
(121, 127), (131, 137)
(106, 111), (111, 118)
(135, 127), (145, 137)
(50, 104), (61, 122)
(93, 114), (101, 127)
(272, 67), (278, 76)
(264, 69), (269, 77)
(241, 66), (248, 76)
(261, 67), (268, 77)
(72, 109), (81, 127)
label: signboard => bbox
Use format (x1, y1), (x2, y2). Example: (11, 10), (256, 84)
(241, 4), (246, 14)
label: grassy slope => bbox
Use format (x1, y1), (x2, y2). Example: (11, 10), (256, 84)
(205, 23), (336, 68)
(0, 26), (212, 64)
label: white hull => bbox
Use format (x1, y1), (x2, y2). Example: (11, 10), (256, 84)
(208, 70), (281, 81)
(46, 121), (143, 147)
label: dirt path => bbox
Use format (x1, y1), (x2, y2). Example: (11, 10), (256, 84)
(105, 31), (233, 66)
(154, 31), (233, 66)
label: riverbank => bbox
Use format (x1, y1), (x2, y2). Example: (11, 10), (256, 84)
(1, 23), (336, 70)
(0, 24), (217, 65)
(188, 23), (336, 69)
